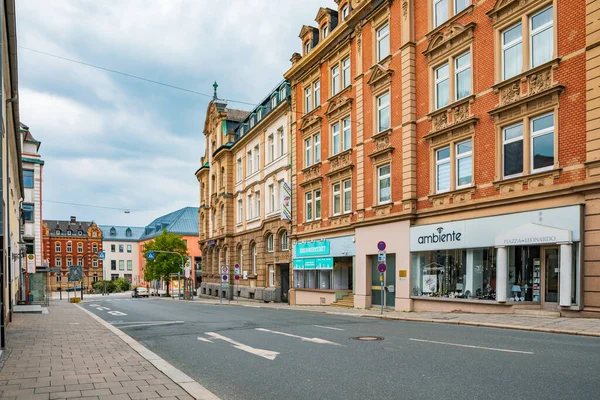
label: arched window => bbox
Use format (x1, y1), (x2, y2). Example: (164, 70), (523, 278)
(125, 228), (132, 237)
(212, 211), (217, 231)
(280, 230), (289, 251)
(237, 245), (243, 269)
(251, 243), (257, 275)
(267, 233), (274, 252)
(92, 243), (98, 253)
(221, 205), (225, 227)
(66, 242), (72, 253)
(110, 227), (116, 237)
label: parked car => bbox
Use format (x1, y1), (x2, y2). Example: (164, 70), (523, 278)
(132, 287), (149, 298)
(65, 286), (83, 292)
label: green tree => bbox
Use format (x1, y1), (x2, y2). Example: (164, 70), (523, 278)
(142, 229), (189, 296)
(115, 277), (131, 292)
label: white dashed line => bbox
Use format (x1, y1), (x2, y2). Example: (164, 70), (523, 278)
(409, 338), (534, 354)
(313, 325), (344, 331)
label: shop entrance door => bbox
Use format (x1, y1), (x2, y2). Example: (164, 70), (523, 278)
(370, 255), (396, 308)
(542, 247), (560, 309)
(280, 264), (290, 303)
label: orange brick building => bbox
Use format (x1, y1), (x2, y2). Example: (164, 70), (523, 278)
(285, 0), (600, 316)
(42, 216), (103, 292)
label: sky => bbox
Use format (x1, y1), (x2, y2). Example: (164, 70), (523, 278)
(16, 0), (331, 227)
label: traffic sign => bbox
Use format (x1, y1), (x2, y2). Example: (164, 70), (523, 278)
(98, 251), (106, 261)
(377, 241), (386, 251)
(221, 274), (229, 287)
(147, 251), (155, 261)
(235, 275), (240, 280)
(221, 265), (229, 274)
(378, 250), (386, 263)
(234, 264), (240, 274)
(377, 263), (387, 273)
(222, 275), (228, 281)
(184, 266), (191, 279)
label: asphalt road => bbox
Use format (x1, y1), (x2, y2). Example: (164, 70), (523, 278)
(81, 296), (600, 400)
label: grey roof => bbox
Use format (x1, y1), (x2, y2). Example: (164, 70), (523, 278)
(140, 207), (199, 240)
(98, 225), (144, 241)
(44, 219), (94, 237)
(225, 108), (250, 122)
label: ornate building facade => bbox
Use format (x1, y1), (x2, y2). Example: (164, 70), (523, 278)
(196, 82), (292, 302)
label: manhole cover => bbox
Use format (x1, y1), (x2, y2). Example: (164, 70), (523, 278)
(351, 336), (384, 341)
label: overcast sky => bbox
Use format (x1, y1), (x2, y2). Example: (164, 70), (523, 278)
(16, 0), (330, 227)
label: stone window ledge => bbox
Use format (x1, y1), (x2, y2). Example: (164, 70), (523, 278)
(425, 5), (475, 40)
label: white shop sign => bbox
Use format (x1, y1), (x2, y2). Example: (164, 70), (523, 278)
(410, 205), (581, 252)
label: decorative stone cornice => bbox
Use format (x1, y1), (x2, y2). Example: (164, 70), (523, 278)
(368, 129), (394, 159)
(425, 95), (477, 143)
(324, 95), (353, 118)
(300, 163), (323, 188)
(300, 113), (322, 133)
(428, 186), (476, 208)
(326, 149), (354, 179)
(367, 64), (394, 90)
(423, 22), (476, 64)
(487, 0), (549, 25)
(492, 169), (561, 194)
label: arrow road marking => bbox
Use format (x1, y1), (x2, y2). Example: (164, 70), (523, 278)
(107, 311), (127, 316)
(197, 337), (213, 343)
(409, 338), (534, 355)
(96, 307), (110, 311)
(205, 332), (279, 360)
(255, 328), (342, 346)
(313, 325), (344, 331)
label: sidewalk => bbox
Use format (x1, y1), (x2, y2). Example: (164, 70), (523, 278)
(185, 296), (600, 337)
(0, 301), (217, 400)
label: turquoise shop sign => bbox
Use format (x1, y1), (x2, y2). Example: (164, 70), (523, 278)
(293, 259), (304, 270)
(295, 240), (330, 257)
(304, 259), (316, 269)
(315, 258), (334, 269)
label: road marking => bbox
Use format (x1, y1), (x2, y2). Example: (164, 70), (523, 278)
(255, 328), (342, 346)
(313, 325), (344, 331)
(87, 304), (100, 307)
(408, 338), (534, 355)
(97, 307), (110, 311)
(197, 337), (213, 343)
(107, 311), (127, 316)
(205, 332), (279, 360)
(115, 321), (184, 329)
(242, 305), (261, 308)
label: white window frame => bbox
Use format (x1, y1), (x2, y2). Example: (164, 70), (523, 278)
(314, 133), (321, 163)
(269, 265), (275, 287)
(67, 258), (73, 267)
(66, 243), (72, 253)
(305, 137), (312, 167)
(456, 140), (473, 189)
(305, 192), (313, 222)
(377, 164), (391, 204)
(332, 65), (340, 96)
(268, 134), (275, 163)
(436, 146), (451, 193)
(332, 122), (341, 156)
(376, 23), (390, 62)
(315, 189), (322, 220)
(377, 92), (390, 133)
(221, 206), (225, 227)
(247, 150), (253, 176)
(343, 179), (352, 214)
(332, 182), (341, 216)
(77, 257), (83, 267)
(237, 199), (243, 224)
(281, 231), (289, 251)
(257, 108), (262, 121)
(267, 234), (274, 252)
(455, 51), (471, 101)
(55, 243), (61, 252)
(77, 243), (83, 253)
(530, 112), (555, 173)
(342, 117), (351, 151)
(127, 260), (132, 271)
(252, 244), (257, 275)
(502, 122), (524, 179)
(322, 24), (328, 39)
(435, 63), (449, 110)
(256, 191), (261, 218)
(342, 57), (351, 88)
(305, 41), (311, 54)
(341, 4), (349, 20)
(247, 194), (254, 220)
(271, 96), (277, 109)
(237, 158), (242, 182)
(434, 0), (448, 28)
(254, 145), (260, 171)
(314, 80), (320, 108)
(268, 184), (275, 213)
(502, 22), (523, 80)
(278, 128), (285, 157)
(305, 86), (312, 113)
(55, 258), (61, 267)
(93, 259), (98, 268)
(530, 6), (553, 69)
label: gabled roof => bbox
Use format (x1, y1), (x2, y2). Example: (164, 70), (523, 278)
(315, 7), (336, 22)
(140, 206), (199, 240)
(98, 225), (144, 241)
(299, 25), (318, 39)
(44, 219), (96, 237)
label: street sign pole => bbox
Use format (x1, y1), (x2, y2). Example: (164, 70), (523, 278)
(380, 274), (384, 315)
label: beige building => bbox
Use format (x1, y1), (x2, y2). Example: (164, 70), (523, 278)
(1, 0), (25, 346)
(197, 82), (292, 302)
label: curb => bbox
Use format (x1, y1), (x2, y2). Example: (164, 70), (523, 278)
(168, 297), (600, 338)
(75, 304), (220, 400)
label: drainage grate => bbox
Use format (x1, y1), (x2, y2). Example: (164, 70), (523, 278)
(351, 336), (384, 341)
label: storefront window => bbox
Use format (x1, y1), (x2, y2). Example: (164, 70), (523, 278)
(294, 256), (350, 291)
(411, 248), (496, 300)
(508, 246), (539, 302)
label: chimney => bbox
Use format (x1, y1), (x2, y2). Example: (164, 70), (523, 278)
(70, 216), (76, 223)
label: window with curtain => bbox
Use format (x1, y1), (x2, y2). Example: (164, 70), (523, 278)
(377, 23), (390, 61)
(377, 92), (390, 133)
(378, 164), (391, 204)
(342, 57), (351, 88)
(305, 138), (312, 166)
(434, 0), (448, 28)
(333, 183), (341, 215)
(127, 260), (132, 271)
(314, 134), (321, 163)
(343, 179), (352, 213)
(332, 122), (341, 155)
(306, 192), (313, 222)
(305, 86), (312, 113)
(531, 7), (553, 68)
(503, 123), (524, 177)
(435, 63), (449, 109)
(267, 234), (274, 252)
(502, 23), (522, 80)
(332, 65), (340, 96)
(23, 170), (34, 188)
(456, 140), (472, 188)
(455, 52), (471, 100)
(436, 146), (451, 193)
(314, 80), (320, 108)
(315, 189), (322, 219)
(281, 231), (289, 251)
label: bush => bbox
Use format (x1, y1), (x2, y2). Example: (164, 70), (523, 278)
(92, 280), (117, 293)
(115, 278), (131, 292)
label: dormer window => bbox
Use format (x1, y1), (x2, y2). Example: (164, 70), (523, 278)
(257, 108), (262, 121)
(55, 229), (61, 235)
(341, 4), (349, 20)
(322, 24), (329, 39)
(271, 96), (277, 109)
(280, 86), (286, 100)
(126, 228), (132, 237)
(78, 230), (83, 236)
(250, 116), (255, 128)
(67, 230), (72, 236)
(110, 227), (116, 237)
(240, 126), (245, 136)
(304, 41), (311, 55)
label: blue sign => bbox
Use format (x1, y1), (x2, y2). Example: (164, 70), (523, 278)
(147, 251), (155, 261)
(295, 240), (330, 257)
(293, 258), (333, 270)
(377, 241), (386, 251)
(98, 252), (106, 261)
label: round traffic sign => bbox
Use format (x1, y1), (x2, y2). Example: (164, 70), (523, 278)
(377, 241), (386, 251)
(221, 265), (229, 274)
(222, 275), (228, 281)
(377, 263), (387, 273)
(234, 263), (240, 269)
(235, 275), (240, 280)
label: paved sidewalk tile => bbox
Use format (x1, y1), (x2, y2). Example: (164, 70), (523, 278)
(0, 301), (203, 399)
